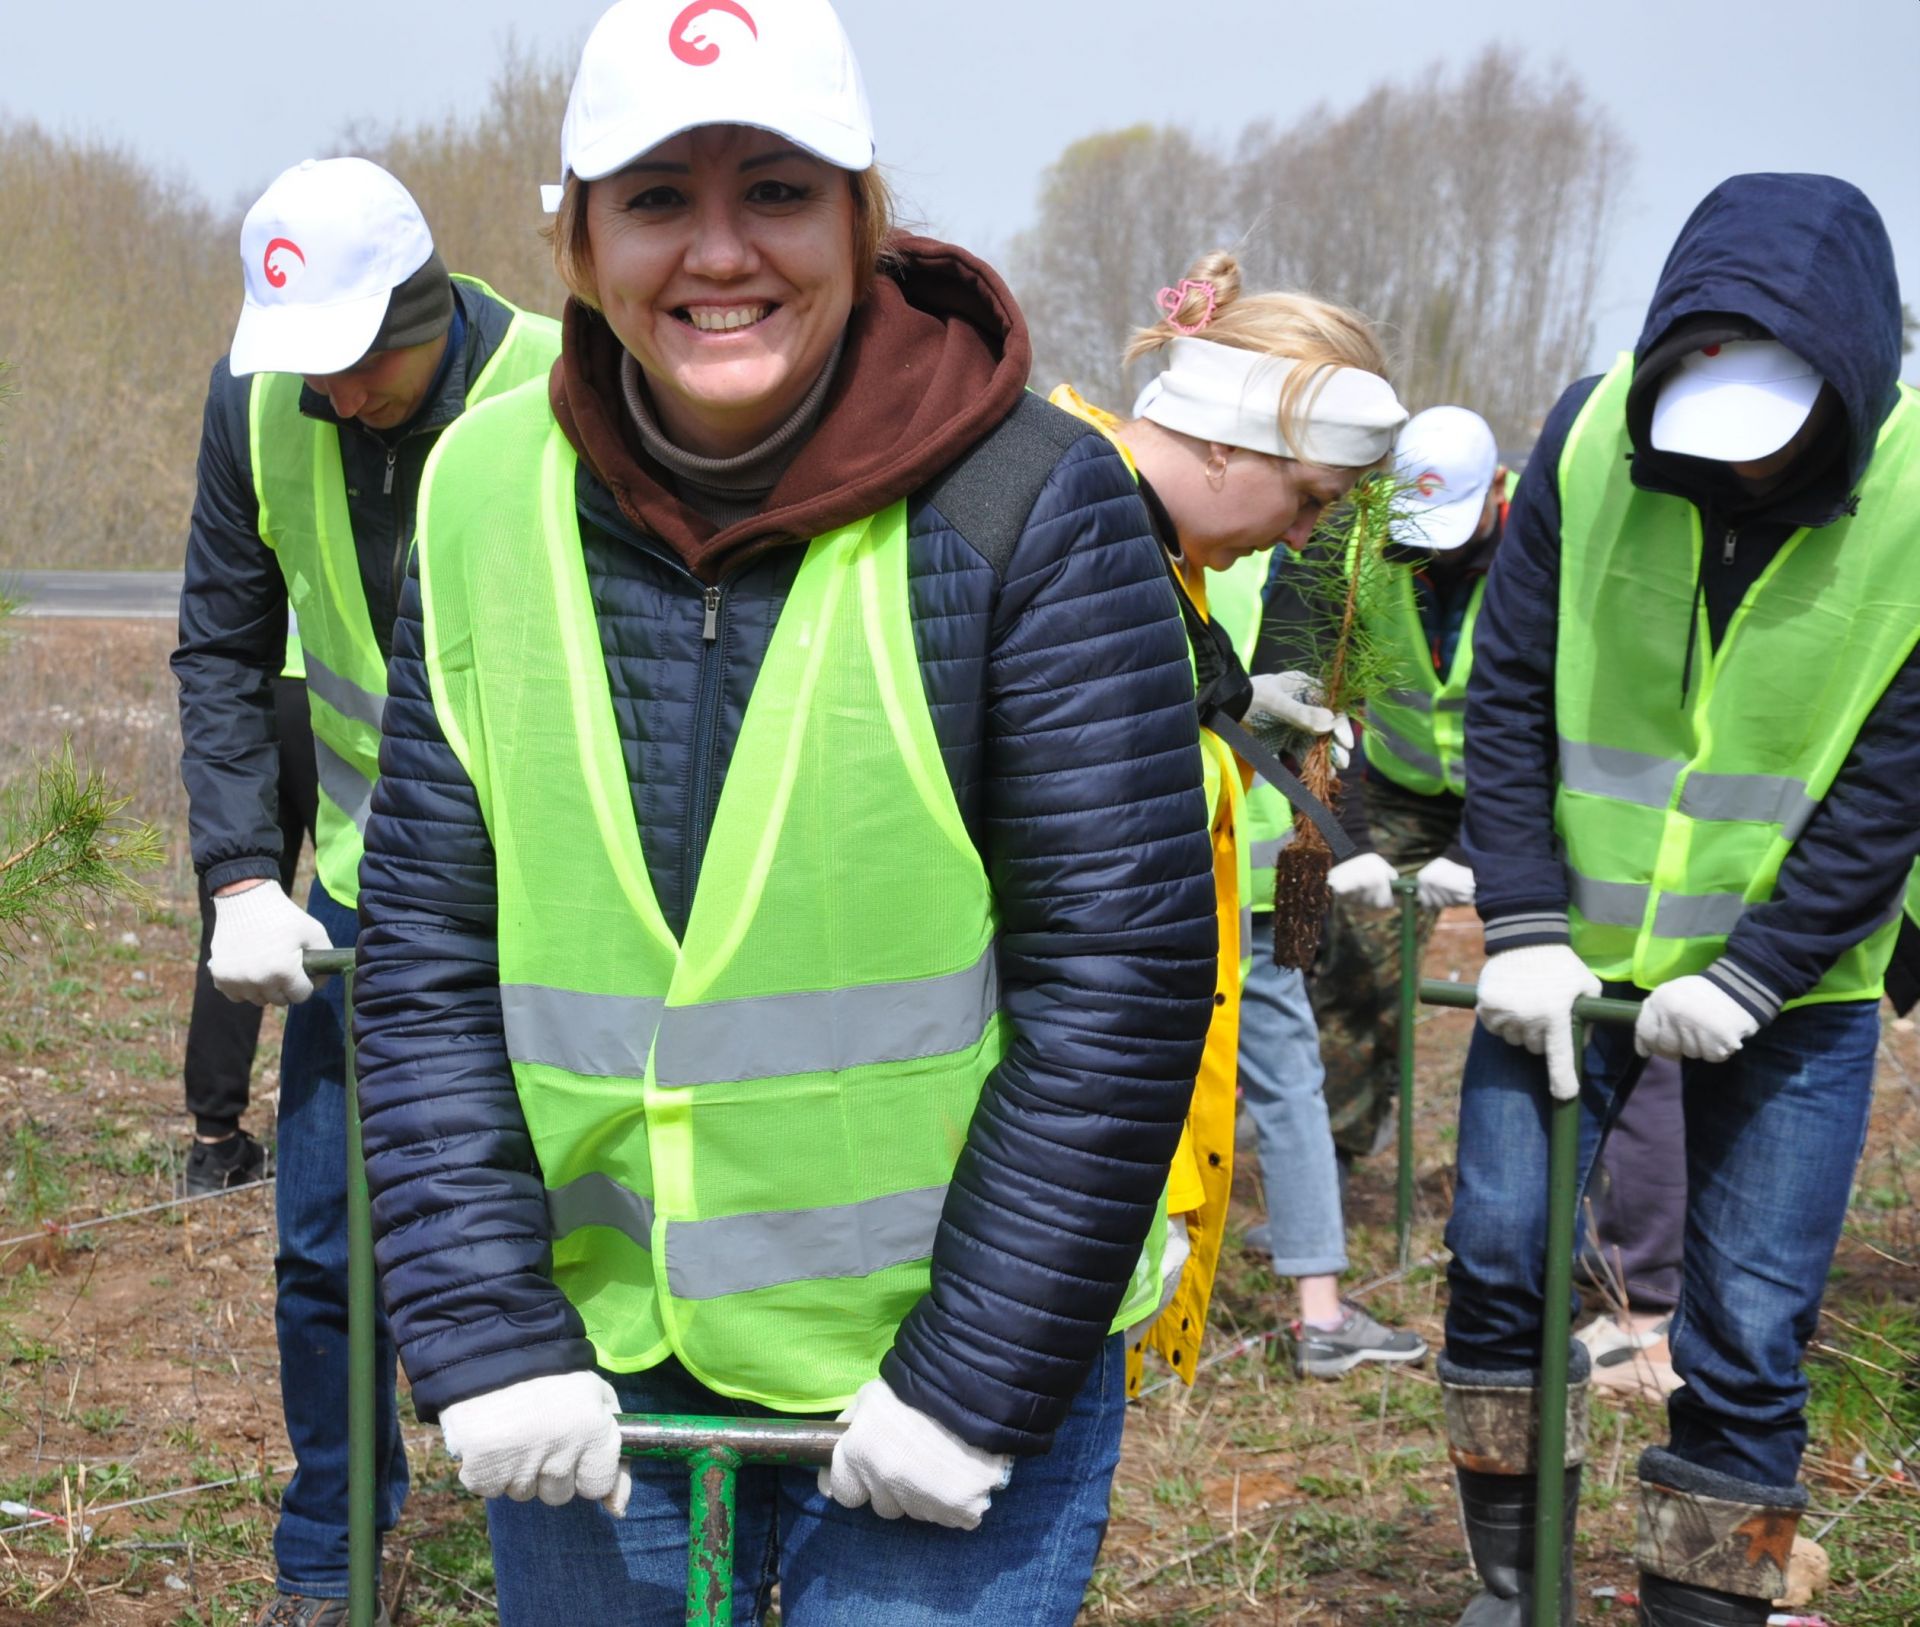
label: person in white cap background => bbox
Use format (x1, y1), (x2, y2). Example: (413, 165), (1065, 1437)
(1224, 402), (1510, 1387)
(171, 154), (559, 1625)
(1438, 172), (1920, 1627)
(348, 1), (1218, 1619)
(1044, 252), (1428, 1397)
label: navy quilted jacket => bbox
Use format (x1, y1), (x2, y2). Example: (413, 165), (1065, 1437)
(353, 255), (1218, 1453)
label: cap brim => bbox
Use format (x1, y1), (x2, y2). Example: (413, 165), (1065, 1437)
(229, 286), (391, 379)
(1650, 372), (1821, 462)
(1391, 481), (1490, 552)
(570, 110), (872, 185)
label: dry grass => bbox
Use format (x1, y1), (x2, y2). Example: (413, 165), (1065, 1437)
(0, 633), (1914, 1622)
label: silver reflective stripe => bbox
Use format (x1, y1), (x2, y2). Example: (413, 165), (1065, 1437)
(1568, 870), (1649, 929)
(1653, 891), (1749, 939)
(547, 1171), (654, 1249)
(1366, 715), (1444, 779)
(1250, 838), (1287, 871)
(1239, 902), (1254, 950)
(665, 1184), (946, 1300)
(1434, 694), (1467, 714)
(314, 738), (373, 834)
(1559, 741), (1679, 810)
(653, 944), (998, 1088)
(503, 985), (664, 1076)
(1677, 771), (1816, 837)
(304, 652), (386, 733)
(1383, 688), (1435, 713)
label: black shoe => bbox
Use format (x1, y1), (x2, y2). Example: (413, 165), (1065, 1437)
(181, 1130), (268, 1196)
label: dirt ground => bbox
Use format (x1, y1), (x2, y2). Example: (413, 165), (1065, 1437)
(3, 620), (1916, 1624)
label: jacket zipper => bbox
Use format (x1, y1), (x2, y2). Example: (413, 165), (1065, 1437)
(1722, 526), (1739, 565)
(683, 579), (729, 927)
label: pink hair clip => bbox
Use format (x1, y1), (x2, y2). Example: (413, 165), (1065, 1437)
(1156, 278), (1218, 335)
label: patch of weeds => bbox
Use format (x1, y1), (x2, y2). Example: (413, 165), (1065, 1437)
(3, 1117), (71, 1219)
(75, 1403), (127, 1435)
(1807, 1299), (1920, 1468)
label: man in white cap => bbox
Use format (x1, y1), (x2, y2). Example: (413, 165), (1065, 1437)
(172, 155), (559, 1626)
(1439, 173), (1920, 1626)
(1274, 404), (1511, 1180)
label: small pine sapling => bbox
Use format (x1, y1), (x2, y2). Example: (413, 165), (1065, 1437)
(1269, 470), (1410, 969)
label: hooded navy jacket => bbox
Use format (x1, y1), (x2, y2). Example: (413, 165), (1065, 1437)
(1465, 174), (1918, 1020)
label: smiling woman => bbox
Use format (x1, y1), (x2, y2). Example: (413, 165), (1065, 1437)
(349, 0), (1221, 1622)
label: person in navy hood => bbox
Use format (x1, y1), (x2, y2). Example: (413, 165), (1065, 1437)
(1439, 174), (1919, 1627)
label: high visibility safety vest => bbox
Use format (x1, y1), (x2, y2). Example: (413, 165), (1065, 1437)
(1362, 468), (1513, 798)
(413, 380), (1164, 1410)
(250, 276), (560, 907)
(1208, 552), (1290, 912)
(1556, 357), (1920, 1003)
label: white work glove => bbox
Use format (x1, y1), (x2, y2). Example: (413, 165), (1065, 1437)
(1633, 974), (1759, 1062)
(1245, 671), (1353, 770)
(1476, 945), (1602, 1102)
(1329, 851), (1399, 911)
(1416, 855), (1476, 910)
(1157, 1213), (1192, 1316)
(208, 882), (336, 1006)
(439, 1371), (630, 1515)
(820, 1379), (1013, 1530)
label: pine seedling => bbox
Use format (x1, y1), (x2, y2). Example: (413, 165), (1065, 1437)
(0, 743), (162, 953)
(1270, 470), (1409, 970)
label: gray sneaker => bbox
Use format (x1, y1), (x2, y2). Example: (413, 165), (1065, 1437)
(256, 1593), (390, 1627)
(1291, 1301), (1429, 1379)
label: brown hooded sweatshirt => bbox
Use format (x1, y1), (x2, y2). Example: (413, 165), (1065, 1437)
(548, 235), (1033, 581)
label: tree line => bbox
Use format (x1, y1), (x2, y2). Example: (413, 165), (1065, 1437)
(2, 44), (1643, 567)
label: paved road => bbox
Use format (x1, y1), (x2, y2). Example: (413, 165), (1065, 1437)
(2, 570), (182, 619)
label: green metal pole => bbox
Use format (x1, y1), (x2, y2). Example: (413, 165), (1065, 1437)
(619, 1416), (845, 1626)
(305, 948), (374, 1627)
(686, 1448), (741, 1627)
(1418, 979), (1641, 1627)
(1392, 877), (1419, 1268)
(1532, 1016), (1583, 1627)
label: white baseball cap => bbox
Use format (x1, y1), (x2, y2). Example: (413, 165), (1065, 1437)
(543, 0), (874, 211)
(1650, 339), (1823, 462)
(230, 158), (436, 379)
(1390, 405), (1499, 552)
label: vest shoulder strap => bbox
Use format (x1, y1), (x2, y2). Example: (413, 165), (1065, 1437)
(920, 392), (1101, 579)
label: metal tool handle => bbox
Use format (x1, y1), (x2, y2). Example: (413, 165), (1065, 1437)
(305, 947), (354, 978)
(617, 1415), (847, 1467)
(1392, 878), (1420, 1267)
(1417, 975), (1641, 1627)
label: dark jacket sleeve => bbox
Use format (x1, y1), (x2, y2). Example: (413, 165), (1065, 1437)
(1707, 650), (1920, 1020)
(354, 568), (598, 1422)
(1462, 378), (1599, 952)
(880, 434), (1217, 1454)
(171, 359), (294, 891)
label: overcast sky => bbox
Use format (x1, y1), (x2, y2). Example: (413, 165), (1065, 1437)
(5, 0), (1916, 379)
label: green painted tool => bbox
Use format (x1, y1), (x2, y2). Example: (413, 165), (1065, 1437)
(1392, 876), (1420, 1267)
(1419, 977), (1641, 1626)
(617, 1416), (847, 1625)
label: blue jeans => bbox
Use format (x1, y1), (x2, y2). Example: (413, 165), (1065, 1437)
(488, 1338), (1128, 1626)
(272, 876), (408, 1593)
(1443, 990), (1878, 1490)
(1239, 931), (1347, 1276)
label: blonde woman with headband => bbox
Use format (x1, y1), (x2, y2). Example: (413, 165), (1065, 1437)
(1049, 251), (1419, 1394)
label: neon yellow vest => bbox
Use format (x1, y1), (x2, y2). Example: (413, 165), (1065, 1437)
(414, 381), (1163, 1410)
(1556, 358), (1920, 1002)
(1206, 552), (1290, 914)
(250, 276), (559, 906)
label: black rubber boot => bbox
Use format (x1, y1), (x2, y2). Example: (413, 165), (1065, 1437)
(1453, 1465), (1581, 1625)
(1637, 1571), (1773, 1625)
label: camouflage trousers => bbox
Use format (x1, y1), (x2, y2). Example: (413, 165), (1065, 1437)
(1308, 781), (1464, 1160)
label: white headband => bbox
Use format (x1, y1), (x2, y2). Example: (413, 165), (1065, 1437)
(1132, 337), (1408, 468)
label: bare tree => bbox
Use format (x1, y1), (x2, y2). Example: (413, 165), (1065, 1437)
(1009, 48), (1630, 451)
(1008, 125), (1233, 410)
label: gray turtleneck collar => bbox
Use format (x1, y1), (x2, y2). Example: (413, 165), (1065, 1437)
(621, 335), (845, 532)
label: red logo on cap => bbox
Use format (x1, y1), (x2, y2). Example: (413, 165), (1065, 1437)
(263, 238), (306, 290)
(1702, 344), (1722, 357)
(669, 1), (757, 66)
(1414, 469), (1445, 498)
